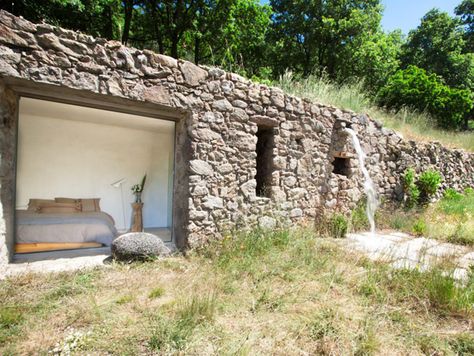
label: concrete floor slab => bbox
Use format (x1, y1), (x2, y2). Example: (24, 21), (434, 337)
(1, 241), (176, 279)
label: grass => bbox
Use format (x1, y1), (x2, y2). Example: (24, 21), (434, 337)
(148, 286), (165, 299)
(379, 188), (474, 246)
(276, 71), (474, 152)
(148, 294), (216, 352)
(1, 228), (473, 354)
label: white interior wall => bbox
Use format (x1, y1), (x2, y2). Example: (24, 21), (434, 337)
(16, 98), (175, 231)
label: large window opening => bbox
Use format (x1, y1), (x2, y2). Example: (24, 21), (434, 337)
(15, 97), (175, 255)
(255, 126), (274, 198)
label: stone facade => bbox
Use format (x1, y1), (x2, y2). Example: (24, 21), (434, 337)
(0, 10), (473, 268)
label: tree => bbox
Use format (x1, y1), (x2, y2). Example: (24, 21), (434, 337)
(132, 0), (207, 59)
(456, 0), (474, 52)
(3, 0), (122, 40)
(348, 30), (403, 92)
(190, 0), (272, 73)
(401, 8), (474, 129)
(378, 66), (473, 130)
(130, 0), (270, 75)
(401, 9), (468, 88)
(121, 0), (136, 45)
(269, 0), (383, 78)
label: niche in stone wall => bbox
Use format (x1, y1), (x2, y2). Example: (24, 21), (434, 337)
(330, 119), (354, 178)
(332, 156), (351, 177)
(255, 126), (274, 197)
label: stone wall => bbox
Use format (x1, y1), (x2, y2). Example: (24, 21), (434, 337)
(0, 83), (17, 269)
(0, 10), (473, 266)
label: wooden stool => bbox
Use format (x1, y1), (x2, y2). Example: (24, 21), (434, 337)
(130, 202), (144, 232)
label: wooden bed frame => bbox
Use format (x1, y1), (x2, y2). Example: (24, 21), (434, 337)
(15, 242), (103, 254)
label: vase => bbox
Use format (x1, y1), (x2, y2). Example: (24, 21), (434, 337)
(134, 192), (142, 203)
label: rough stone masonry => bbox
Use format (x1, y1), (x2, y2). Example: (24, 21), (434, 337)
(0, 10), (473, 268)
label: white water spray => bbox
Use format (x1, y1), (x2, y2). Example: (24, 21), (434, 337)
(344, 128), (379, 235)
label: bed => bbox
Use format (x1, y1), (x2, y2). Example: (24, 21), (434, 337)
(15, 198), (118, 253)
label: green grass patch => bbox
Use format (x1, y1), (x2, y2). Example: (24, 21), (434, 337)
(306, 307), (338, 341)
(148, 287), (165, 299)
(115, 294), (134, 305)
(378, 187), (474, 246)
(0, 305), (24, 343)
(355, 318), (379, 356)
(44, 270), (98, 301)
(148, 293), (216, 352)
(360, 265), (474, 317)
(202, 228), (291, 275)
(438, 188), (474, 216)
(449, 333), (474, 355)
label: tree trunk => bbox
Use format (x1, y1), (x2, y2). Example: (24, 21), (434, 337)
(102, 5), (114, 40)
(171, 33), (179, 58)
(194, 36), (200, 64)
(122, 0), (134, 45)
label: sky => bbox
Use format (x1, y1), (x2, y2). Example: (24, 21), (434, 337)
(381, 0), (459, 33)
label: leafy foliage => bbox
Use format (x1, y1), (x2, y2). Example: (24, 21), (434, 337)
(378, 66), (473, 129)
(401, 10), (467, 88)
(402, 168), (420, 208)
(350, 199), (370, 232)
(417, 170), (443, 203)
(5, 0), (122, 39)
(329, 214), (348, 239)
(456, 0), (474, 53)
(412, 219), (427, 236)
(402, 168), (442, 208)
(269, 0), (383, 79)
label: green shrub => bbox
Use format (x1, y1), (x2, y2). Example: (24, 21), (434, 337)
(350, 200), (370, 232)
(402, 168), (421, 208)
(329, 214), (348, 239)
(417, 170), (442, 203)
(378, 66), (473, 130)
(412, 219), (427, 236)
(403, 167), (416, 187)
(402, 168), (442, 207)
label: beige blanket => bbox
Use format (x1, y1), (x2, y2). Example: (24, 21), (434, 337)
(16, 210), (118, 246)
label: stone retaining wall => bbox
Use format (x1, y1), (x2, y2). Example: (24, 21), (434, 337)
(0, 10), (473, 267)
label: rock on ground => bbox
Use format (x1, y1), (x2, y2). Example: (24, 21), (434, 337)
(112, 232), (171, 261)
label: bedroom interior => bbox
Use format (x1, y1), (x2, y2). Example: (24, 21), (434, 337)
(14, 97), (176, 255)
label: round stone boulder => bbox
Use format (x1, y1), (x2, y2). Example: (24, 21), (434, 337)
(111, 232), (171, 261)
